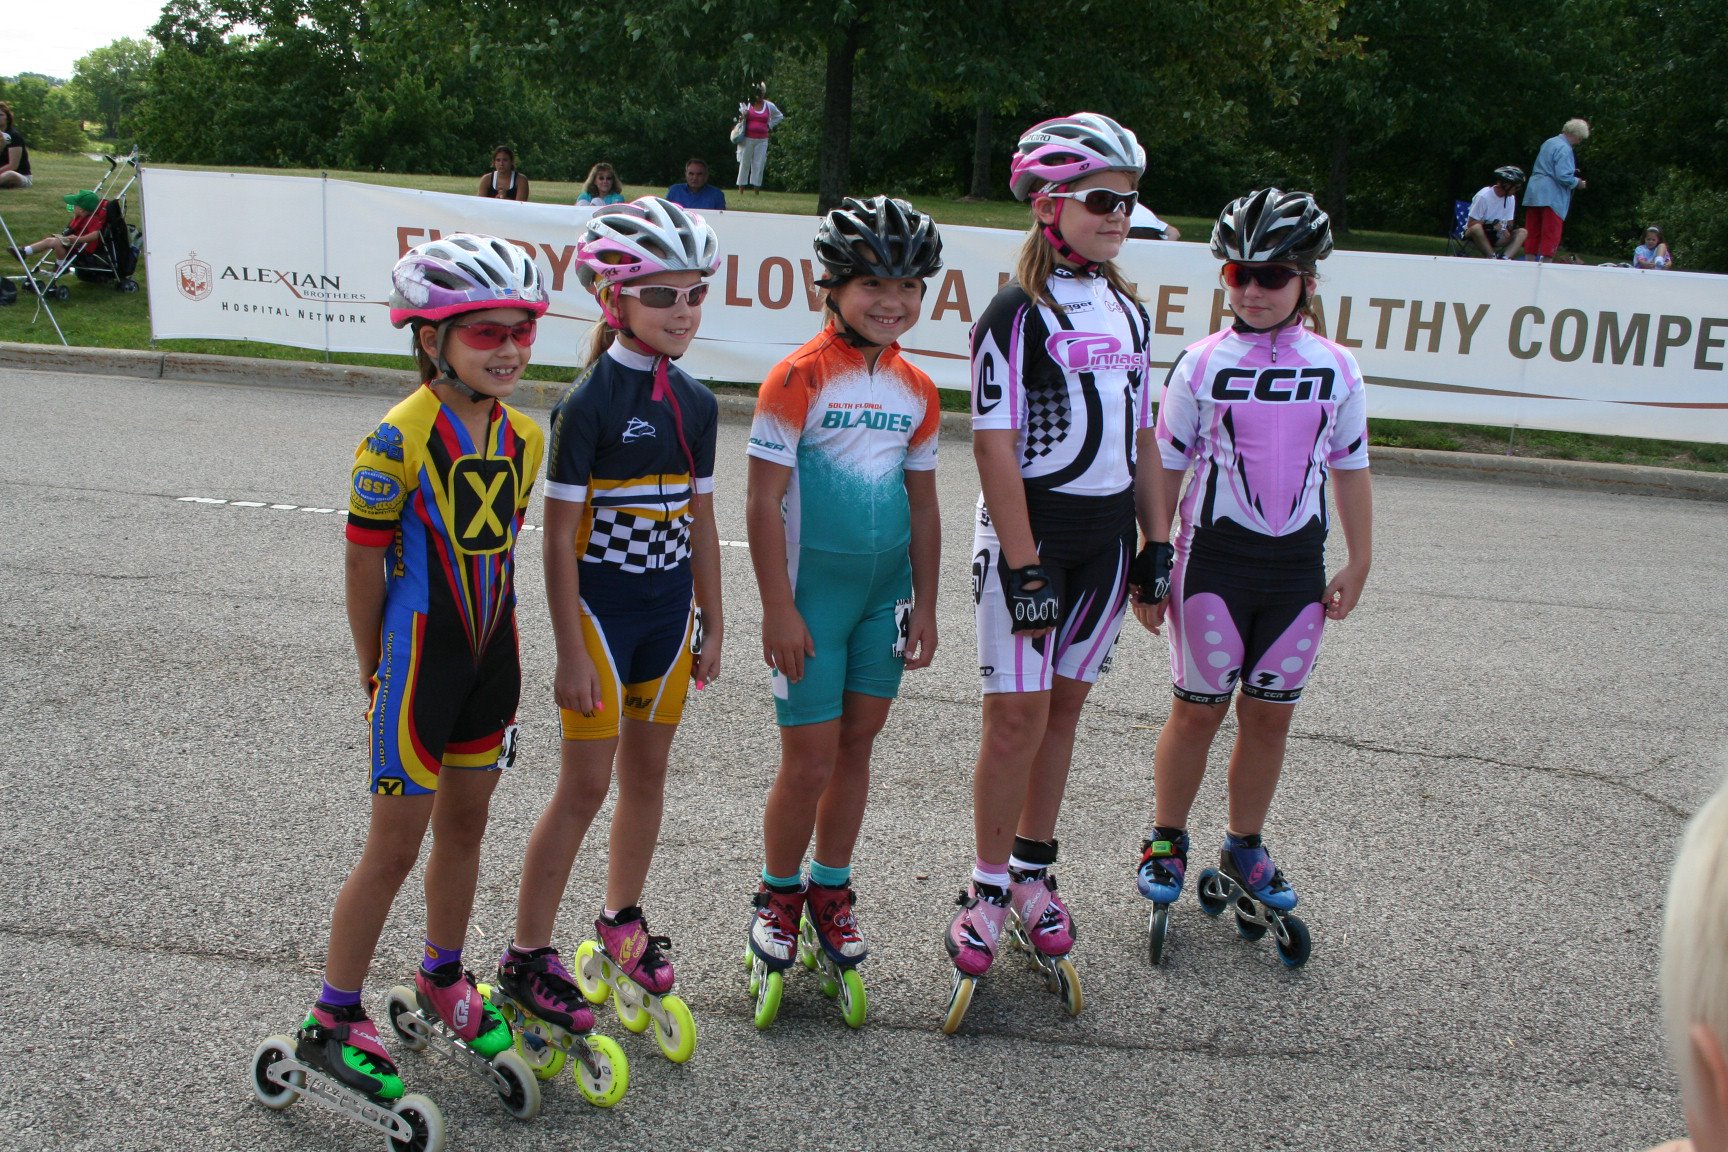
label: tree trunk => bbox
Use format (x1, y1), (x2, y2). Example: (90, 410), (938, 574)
(969, 103), (994, 200)
(1327, 131), (1349, 234)
(817, 19), (864, 214)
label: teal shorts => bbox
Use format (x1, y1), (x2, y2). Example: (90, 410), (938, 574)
(772, 546), (912, 727)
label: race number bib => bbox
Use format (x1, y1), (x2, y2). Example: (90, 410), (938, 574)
(891, 598), (912, 659)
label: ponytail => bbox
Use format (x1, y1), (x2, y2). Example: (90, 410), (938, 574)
(582, 283), (620, 366)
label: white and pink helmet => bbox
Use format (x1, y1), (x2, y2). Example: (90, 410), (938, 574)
(388, 233), (548, 327)
(575, 196), (721, 293)
(1009, 113), (1146, 202)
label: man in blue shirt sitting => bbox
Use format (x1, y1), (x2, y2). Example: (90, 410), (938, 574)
(666, 158), (726, 211)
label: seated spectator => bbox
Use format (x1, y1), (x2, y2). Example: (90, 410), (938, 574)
(8, 190), (109, 263)
(1636, 225), (1675, 270)
(1648, 774), (1728, 1152)
(1128, 201), (1183, 241)
(1464, 166), (1527, 259)
(0, 101), (31, 189)
(477, 145), (530, 202)
(577, 162), (625, 206)
(666, 158), (726, 211)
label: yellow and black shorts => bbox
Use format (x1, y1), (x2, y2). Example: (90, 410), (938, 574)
(561, 567), (696, 741)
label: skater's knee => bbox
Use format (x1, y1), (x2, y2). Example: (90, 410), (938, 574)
(552, 765), (611, 825)
(1166, 697), (1228, 741)
(981, 695), (1050, 755)
(1235, 695), (1296, 741)
(773, 751), (837, 799)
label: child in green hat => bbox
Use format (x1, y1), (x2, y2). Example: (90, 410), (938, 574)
(8, 190), (109, 264)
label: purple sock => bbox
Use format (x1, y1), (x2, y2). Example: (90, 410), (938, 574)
(421, 939), (462, 974)
(319, 981), (362, 1009)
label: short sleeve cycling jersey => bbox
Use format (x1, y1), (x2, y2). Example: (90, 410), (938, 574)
(970, 267), (1151, 500)
(346, 386), (544, 655)
(1149, 322), (1369, 546)
(545, 342), (719, 575)
(747, 326), (939, 555)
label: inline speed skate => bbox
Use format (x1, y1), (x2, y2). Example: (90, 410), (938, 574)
(796, 882), (868, 1028)
(1137, 829), (1189, 965)
(940, 881), (1007, 1034)
(744, 884), (804, 1029)
(1194, 832), (1312, 968)
(1003, 865), (1082, 1014)
(488, 946), (629, 1107)
(251, 1002), (446, 1151)
(383, 964), (541, 1120)
(573, 907), (697, 1063)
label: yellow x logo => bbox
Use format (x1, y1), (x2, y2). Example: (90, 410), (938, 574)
(463, 471), (507, 540)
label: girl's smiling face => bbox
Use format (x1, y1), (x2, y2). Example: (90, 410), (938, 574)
(1035, 169), (1136, 266)
(615, 270), (704, 358)
(829, 274), (923, 346)
(423, 306), (534, 399)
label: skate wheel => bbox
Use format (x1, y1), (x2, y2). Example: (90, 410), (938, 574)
(573, 940), (608, 1005)
(491, 1049), (541, 1121)
(384, 986), (427, 1052)
(1234, 912), (1268, 942)
(1148, 904), (1171, 966)
(388, 1093), (445, 1152)
(613, 982), (651, 1034)
(940, 971), (975, 1036)
(1275, 915), (1313, 968)
(798, 913), (820, 971)
(574, 1033), (629, 1107)
(249, 1035), (302, 1110)
(746, 955), (762, 997)
(838, 967), (867, 1029)
(1196, 868), (1228, 917)
(752, 967), (784, 1030)
(652, 993), (697, 1063)
(514, 1017), (567, 1080)
(820, 973), (840, 999)
(1054, 958), (1083, 1017)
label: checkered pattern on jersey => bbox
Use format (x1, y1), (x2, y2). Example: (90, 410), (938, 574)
(1023, 382), (1073, 461)
(583, 507), (693, 572)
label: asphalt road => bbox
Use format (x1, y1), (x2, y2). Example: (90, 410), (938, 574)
(3, 365), (1724, 1152)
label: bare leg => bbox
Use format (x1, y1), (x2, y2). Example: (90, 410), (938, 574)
(762, 717), (841, 879)
(422, 766), (502, 950)
(811, 692), (893, 869)
(972, 691), (1051, 864)
(1224, 695), (1298, 836)
(513, 736), (616, 949)
(604, 717), (679, 910)
(1014, 675), (1093, 842)
(1152, 696), (1231, 829)
(324, 793), (435, 989)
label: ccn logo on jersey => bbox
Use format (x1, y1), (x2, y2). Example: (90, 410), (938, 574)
(451, 458), (518, 555)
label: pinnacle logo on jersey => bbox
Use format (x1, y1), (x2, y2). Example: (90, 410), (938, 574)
(975, 360), (1002, 414)
(1044, 332), (1145, 374)
(366, 423), (405, 462)
(820, 407), (914, 432)
(1210, 366), (1338, 403)
(622, 417), (657, 442)
(451, 458), (517, 555)
(352, 468), (404, 513)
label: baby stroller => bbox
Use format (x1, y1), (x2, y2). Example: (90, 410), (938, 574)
(0, 151), (141, 327)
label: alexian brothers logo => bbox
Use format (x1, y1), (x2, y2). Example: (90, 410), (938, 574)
(176, 253), (212, 301)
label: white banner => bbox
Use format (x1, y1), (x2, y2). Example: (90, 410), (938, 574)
(143, 169), (1728, 442)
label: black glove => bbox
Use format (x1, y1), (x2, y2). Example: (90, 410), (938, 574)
(1129, 541), (1175, 604)
(998, 558), (1060, 633)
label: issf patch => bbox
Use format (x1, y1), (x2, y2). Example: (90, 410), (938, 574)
(352, 466), (405, 514)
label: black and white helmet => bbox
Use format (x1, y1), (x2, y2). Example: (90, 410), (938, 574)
(1494, 165), (1526, 185)
(1009, 112), (1146, 201)
(1211, 188), (1333, 265)
(813, 196), (943, 285)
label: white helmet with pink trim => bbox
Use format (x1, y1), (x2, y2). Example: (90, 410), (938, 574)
(388, 232), (548, 328)
(575, 196), (721, 292)
(1009, 113), (1146, 202)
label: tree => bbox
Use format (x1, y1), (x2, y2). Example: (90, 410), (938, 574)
(70, 38), (156, 140)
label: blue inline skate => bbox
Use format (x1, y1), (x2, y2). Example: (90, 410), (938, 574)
(1194, 832), (1312, 968)
(1136, 829), (1189, 965)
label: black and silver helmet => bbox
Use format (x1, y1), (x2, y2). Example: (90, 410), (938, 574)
(1210, 188), (1333, 265)
(1494, 165), (1526, 185)
(813, 195), (943, 285)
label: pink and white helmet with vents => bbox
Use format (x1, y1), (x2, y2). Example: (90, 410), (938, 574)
(388, 232), (548, 327)
(1009, 112), (1146, 202)
(575, 196), (721, 292)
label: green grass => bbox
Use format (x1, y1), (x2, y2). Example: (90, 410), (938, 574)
(3, 152), (1716, 470)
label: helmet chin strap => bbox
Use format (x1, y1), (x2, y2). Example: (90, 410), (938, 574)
(821, 294), (879, 348)
(430, 319), (493, 404)
(598, 283), (639, 342)
(1041, 191), (1101, 276)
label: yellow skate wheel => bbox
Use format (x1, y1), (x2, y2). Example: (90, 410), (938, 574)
(1055, 957), (1083, 1017)
(838, 968), (867, 1030)
(574, 1033), (629, 1107)
(752, 968), (784, 1030)
(614, 983), (651, 1034)
(513, 1017), (567, 1080)
(798, 913), (820, 971)
(653, 994), (697, 1063)
(573, 940), (608, 1005)
(941, 972), (975, 1036)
